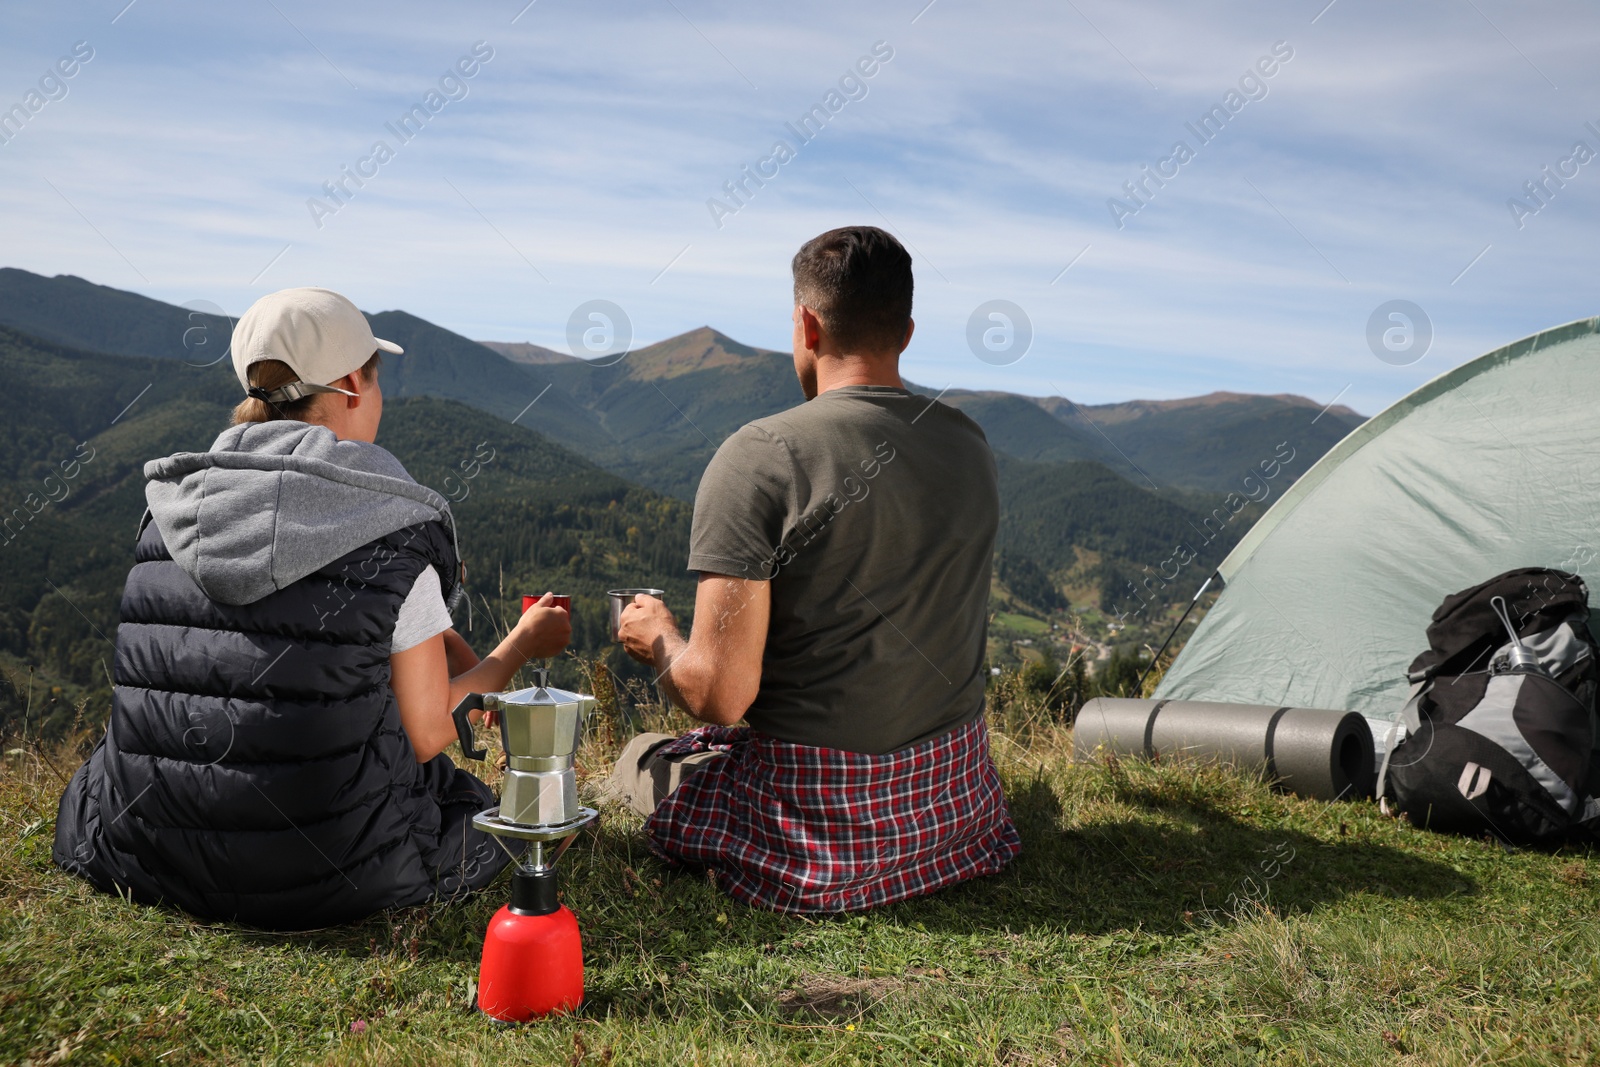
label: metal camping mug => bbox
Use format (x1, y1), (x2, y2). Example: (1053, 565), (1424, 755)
(522, 593), (572, 615)
(607, 588), (664, 642)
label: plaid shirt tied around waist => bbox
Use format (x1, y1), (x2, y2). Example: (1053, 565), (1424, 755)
(643, 716), (1021, 913)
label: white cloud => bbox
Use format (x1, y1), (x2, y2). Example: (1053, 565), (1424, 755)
(0, 0), (1596, 419)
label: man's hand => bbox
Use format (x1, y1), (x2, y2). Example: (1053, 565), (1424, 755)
(621, 576), (769, 727)
(511, 591), (572, 660)
(618, 594), (677, 667)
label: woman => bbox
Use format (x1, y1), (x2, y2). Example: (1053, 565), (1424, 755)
(52, 287), (568, 930)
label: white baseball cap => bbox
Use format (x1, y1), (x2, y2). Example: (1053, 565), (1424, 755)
(231, 287), (404, 403)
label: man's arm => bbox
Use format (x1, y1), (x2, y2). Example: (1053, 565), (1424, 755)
(617, 574), (769, 727)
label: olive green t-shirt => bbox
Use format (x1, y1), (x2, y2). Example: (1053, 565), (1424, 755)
(687, 385), (999, 754)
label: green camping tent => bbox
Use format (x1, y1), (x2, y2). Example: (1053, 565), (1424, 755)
(1154, 317), (1600, 743)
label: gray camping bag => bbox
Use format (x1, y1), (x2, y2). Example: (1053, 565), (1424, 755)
(1377, 567), (1600, 844)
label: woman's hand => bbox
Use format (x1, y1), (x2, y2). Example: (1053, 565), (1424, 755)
(513, 592), (572, 660)
(391, 595), (573, 764)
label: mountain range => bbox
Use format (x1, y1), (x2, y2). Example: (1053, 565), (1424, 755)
(0, 266), (1365, 733)
(0, 268), (1363, 500)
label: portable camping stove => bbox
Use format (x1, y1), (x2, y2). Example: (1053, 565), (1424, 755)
(452, 668), (598, 1022)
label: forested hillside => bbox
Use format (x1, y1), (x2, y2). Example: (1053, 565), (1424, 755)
(376, 396), (697, 655)
(0, 332), (695, 736)
(0, 326), (234, 734)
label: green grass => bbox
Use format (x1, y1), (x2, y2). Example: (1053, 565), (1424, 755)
(5, 716), (1600, 1066)
(995, 613), (1050, 636)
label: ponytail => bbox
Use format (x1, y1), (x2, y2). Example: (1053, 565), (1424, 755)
(231, 352), (382, 425)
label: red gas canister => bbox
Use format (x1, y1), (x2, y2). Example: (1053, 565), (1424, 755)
(477, 869), (584, 1022)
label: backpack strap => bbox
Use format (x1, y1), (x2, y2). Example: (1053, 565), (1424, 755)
(1376, 678), (1428, 815)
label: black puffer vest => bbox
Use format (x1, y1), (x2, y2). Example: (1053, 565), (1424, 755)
(53, 513), (509, 929)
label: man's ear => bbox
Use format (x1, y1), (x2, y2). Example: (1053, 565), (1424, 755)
(899, 317), (915, 355)
(797, 305), (824, 353)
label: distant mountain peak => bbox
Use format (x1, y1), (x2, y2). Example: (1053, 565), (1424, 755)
(623, 325), (785, 380)
(476, 325), (782, 377)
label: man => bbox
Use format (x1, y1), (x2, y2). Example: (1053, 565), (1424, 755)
(613, 225), (1020, 913)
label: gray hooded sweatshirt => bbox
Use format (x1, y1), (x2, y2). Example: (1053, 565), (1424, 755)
(143, 420), (462, 609)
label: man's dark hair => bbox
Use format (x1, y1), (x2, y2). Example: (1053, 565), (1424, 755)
(791, 226), (913, 354)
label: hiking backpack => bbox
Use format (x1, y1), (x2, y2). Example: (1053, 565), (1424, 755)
(1377, 567), (1600, 844)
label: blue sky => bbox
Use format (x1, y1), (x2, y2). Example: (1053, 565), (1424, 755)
(1, 0), (1596, 415)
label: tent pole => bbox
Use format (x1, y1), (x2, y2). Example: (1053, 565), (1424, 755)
(1133, 572), (1218, 697)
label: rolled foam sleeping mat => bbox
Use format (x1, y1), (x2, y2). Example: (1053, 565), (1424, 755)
(1071, 698), (1375, 801)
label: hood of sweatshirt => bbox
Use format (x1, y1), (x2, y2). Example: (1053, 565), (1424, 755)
(143, 420), (458, 607)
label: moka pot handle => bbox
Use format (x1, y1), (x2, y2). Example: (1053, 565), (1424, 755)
(452, 692), (488, 760)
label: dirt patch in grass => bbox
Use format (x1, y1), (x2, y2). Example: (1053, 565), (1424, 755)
(775, 975), (903, 1020)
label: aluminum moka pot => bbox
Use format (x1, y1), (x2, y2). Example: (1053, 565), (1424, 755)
(451, 668), (597, 829)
